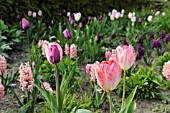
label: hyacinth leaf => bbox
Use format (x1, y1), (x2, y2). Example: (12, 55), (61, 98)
(11, 88), (23, 107)
(120, 86), (137, 113)
(18, 102), (30, 113)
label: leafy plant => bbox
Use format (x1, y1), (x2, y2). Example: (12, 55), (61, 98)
(116, 67), (164, 99)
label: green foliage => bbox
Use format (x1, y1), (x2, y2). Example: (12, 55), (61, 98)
(157, 52), (170, 71)
(116, 67), (164, 99)
(63, 93), (93, 112)
(0, 20), (24, 57)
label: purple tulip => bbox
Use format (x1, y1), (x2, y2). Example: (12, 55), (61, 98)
(70, 20), (74, 26)
(99, 15), (103, 20)
(149, 31), (154, 39)
(111, 32), (116, 39)
(17, 15), (20, 19)
(88, 16), (93, 21)
(151, 39), (161, 49)
(69, 16), (73, 22)
(22, 18), (30, 30)
(123, 38), (129, 45)
(63, 29), (71, 39)
(79, 23), (83, 29)
(97, 32), (102, 42)
(138, 44), (145, 57)
(138, 18), (142, 24)
(163, 34), (170, 43)
(160, 30), (165, 39)
(63, 22), (67, 26)
(63, 9), (66, 14)
(50, 44), (61, 64)
(138, 35), (144, 45)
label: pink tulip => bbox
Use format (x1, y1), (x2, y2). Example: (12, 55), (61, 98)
(95, 60), (122, 92)
(116, 45), (136, 70)
(22, 18), (30, 30)
(44, 42), (63, 64)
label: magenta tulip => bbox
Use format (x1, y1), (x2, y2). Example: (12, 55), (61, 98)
(116, 45), (136, 70)
(45, 42), (63, 64)
(95, 60), (122, 92)
(22, 18), (30, 30)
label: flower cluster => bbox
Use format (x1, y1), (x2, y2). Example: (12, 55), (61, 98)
(28, 10), (42, 17)
(128, 12), (136, 22)
(64, 44), (77, 59)
(19, 62), (34, 91)
(0, 81), (4, 101)
(0, 55), (7, 75)
(162, 61), (170, 80)
(109, 9), (124, 20)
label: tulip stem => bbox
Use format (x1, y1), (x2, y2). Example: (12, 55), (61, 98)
(26, 31), (30, 61)
(109, 91), (113, 113)
(55, 64), (61, 113)
(122, 70), (126, 106)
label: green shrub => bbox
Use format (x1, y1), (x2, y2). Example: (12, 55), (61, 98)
(116, 67), (164, 99)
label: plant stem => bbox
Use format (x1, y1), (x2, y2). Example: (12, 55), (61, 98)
(55, 64), (61, 113)
(109, 91), (113, 113)
(122, 70), (126, 106)
(26, 30), (30, 61)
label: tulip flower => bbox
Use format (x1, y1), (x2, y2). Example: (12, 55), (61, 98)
(123, 38), (129, 45)
(163, 34), (170, 43)
(160, 30), (165, 39)
(88, 16), (93, 21)
(97, 32), (102, 42)
(138, 18), (142, 24)
(79, 23), (83, 29)
(111, 32), (116, 39)
(116, 45), (136, 70)
(45, 42), (63, 64)
(32, 12), (37, 18)
(149, 31), (154, 39)
(147, 15), (153, 22)
(70, 19), (74, 26)
(95, 60), (122, 113)
(38, 10), (42, 16)
(28, 10), (32, 16)
(22, 18), (30, 30)
(99, 15), (103, 20)
(95, 60), (122, 92)
(63, 29), (72, 39)
(74, 12), (81, 21)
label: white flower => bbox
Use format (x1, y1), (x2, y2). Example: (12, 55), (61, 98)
(120, 13), (124, 18)
(128, 12), (133, 18)
(155, 11), (160, 15)
(131, 16), (136, 22)
(121, 9), (125, 14)
(38, 10), (42, 16)
(115, 12), (120, 19)
(112, 9), (117, 14)
(108, 12), (111, 16)
(67, 12), (70, 17)
(73, 12), (81, 21)
(147, 15), (153, 22)
(132, 12), (135, 16)
(162, 12), (166, 16)
(32, 12), (37, 18)
(164, 0), (168, 2)
(110, 14), (115, 20)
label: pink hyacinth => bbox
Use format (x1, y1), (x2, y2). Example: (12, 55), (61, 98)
(65, 44), (70, 55)
(162, 61), (170, 80)
(90, 62), (99, 82)
(19, 62), (34, 91)
(86, 64), (92, 74)
(0, 55), (7, 75)
(105, 51), (112, 59)
(38, 40), (49, 57)
(0, 81), (4, 101)
(70, 44), (77, 59)
(43, 82), (53, 93)
(109, 49), (117, 62)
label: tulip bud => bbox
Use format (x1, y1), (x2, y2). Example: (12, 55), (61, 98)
(123, 38), (129, 45)
(138, 35), (144, 45)
(160, 30), (165, 39)
(163, 34), (170, 43)
(22, 18), (30, 30)
(79, 23), (83, 29)
(70, 20), (74, 26)
(74, 12), (81, 21)
(97, 32), (102, 42)
(99, 15), (103, 20)
(138, 18), (142, 24)
(63, 29), (71, 39)
(38, 10), (42, 16)
(32, 12), (37, 18)
(111, 32), (116, 39)
(149, 31), (154, 39)
(88, 16), (93, 21)
(49, 44), (61, 64)
(28, 10), (32, 16)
